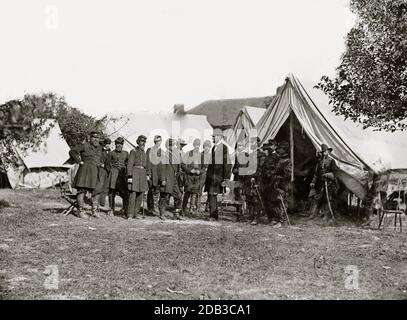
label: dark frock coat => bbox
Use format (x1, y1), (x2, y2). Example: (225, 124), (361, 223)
(106, 150), (128, 190)
(157, 150), (181, 195)
(182, 150), (203, 194)
(204, 143), (232, 194)
(70, 142), (102, 190)
(127, 147), (148, 192)
(146, 146), (162, 187)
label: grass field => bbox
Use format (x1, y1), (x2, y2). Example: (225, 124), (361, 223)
(1, 189), (407, 300)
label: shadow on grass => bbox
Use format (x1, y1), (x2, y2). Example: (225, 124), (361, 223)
(42, 208), (68, 215)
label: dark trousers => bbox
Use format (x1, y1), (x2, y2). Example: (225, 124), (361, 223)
(108, 188), (129, 213)
(147, 186), (159, 211)
(269, 200), (286, 223)
(159, 192), (181, 216)
(208, 194), (219, 219)
(246, 195), (260, 221)
(128, 191), (144, 217)
(76, 188), (97, 210)
(234, 186), (242, 201)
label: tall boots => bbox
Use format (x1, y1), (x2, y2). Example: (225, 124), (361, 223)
(108, 193), (115, 216)
(76, 192), (89, 219)
(182, 193), (197, 216)
(188, 194), (197, 216)
(91, 195), (102, 218)
(247, 207), (253, 224)
(158, 193), (168, 220)
(195, 194), (201, 213)
(249, 206), (259, 225)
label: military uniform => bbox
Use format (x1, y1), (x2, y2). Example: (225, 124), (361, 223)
(157, 145), (183, 219)
(260, 148), (280, 222)
(232, 149), (246, 202)
(94, 142), (110, 208)
(181, 149), (203, 214)
(146, 145), (163, 212)
(269, 147), (292, 225)
(106, 147), (129, 213)
(70, 142), (102, 190)
(309, 144), (339, 220)
(127, 138), (148, 218)
(69, 132), (103, 217)
(177, 139), (188, 192)
(240, 151), (261, 224)
(198, 146), (211, 212)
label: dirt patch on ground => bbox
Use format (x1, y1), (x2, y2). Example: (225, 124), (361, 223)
(1, 189), (407, 299)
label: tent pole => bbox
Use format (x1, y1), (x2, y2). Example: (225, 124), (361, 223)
(289, 112), (295, 208)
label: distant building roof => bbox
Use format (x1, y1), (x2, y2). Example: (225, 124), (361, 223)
(186, 96), (272, 129)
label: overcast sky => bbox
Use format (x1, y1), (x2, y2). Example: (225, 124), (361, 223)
(0, 0), (355, 117)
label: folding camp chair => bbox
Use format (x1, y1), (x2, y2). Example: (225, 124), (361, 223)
(59, 179), (78, 216)
(377, 179), (405, 232)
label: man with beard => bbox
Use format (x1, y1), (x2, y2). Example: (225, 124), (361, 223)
(204, 129), (232, 221)
(127, 135), (149, 219)
(146, 135), (163, 214)
(69, 131), (103, 218)
(106, 137), (129, 216)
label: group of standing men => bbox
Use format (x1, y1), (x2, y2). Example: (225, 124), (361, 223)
(69, 129), (233, 221)
(233, 139), (340, 227)
(69, 130), (339, 226)
(233, 138), (292, 228)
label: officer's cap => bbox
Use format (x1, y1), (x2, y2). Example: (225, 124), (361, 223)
(178, 138), (187, 146)
(137, 135), (147, 142)
(115, 137), (125, 145)
(90, 131), (100, 137)
(102, 137), (112, 145)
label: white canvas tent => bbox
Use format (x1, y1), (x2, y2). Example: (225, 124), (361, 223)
(2, 120), (73, 189)
(104, 112), (214, 152)
(225, 106), (266, 149)
(255, 74), (373, 200)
